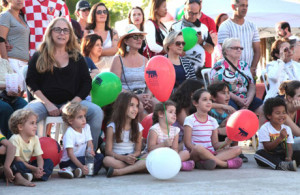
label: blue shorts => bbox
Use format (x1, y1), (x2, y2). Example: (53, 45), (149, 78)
(229, 96), (263, 112)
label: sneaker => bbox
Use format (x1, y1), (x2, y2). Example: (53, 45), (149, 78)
(181, 160), (195, 171)
(195, 159), (217, 170)
(58, 167), (74, 179)
(23, 173), (33, 182)
(278, 160), (297, 171)
(239, 153), (248, 163)
(73, 168), (82, 178)
(227, 158), (243, 169)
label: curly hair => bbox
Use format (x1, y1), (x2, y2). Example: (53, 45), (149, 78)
(152, 100), (176, 124)
(62, 101), (88, 125)
(263, 97), (287, 120)
(9, 109), (38, 134)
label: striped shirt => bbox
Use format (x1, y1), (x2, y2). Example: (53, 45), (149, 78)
(148, 123), (180, 146)
(218, 19), (260, 67)
(184, 114), (219, 152)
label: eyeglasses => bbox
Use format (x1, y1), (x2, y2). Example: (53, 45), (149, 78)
(229, 46), (244, 51)
(187, 11), (200, 17)
(96, 10), (108, 15)
(52, 27), (70, 34)
(128, 35), (145, 40)
(175, 41), (186, 47)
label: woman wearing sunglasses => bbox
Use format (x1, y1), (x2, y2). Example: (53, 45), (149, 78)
(110, 24), (156, 121)
(163, 31), (196, 91)
(210, 38), (265, 126)
(84, 3), (118, 72)
(264, 38), (300, 101)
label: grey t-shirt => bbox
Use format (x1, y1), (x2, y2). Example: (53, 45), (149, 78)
(0, 11), (30, 61)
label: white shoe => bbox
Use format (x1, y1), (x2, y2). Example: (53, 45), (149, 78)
(73, 168), (82, 178)
(58, 167), (74, 179)
(23, 173), (33, 181)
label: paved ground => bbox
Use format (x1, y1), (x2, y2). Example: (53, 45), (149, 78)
(1, 145), (299, 195)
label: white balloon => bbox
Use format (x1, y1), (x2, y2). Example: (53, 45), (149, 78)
(146, 147), (181, 180)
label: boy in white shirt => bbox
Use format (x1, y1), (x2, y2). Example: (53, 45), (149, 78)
(58, 102), (103, 178)
(254, 97), (300, 171)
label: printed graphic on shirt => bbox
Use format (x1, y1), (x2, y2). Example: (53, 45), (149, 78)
(269, 133), (287, 153)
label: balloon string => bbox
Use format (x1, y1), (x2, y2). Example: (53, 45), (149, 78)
(136, 158), (146, 160)
(163, 103), (170, 137)
(285, 138), (288, 158)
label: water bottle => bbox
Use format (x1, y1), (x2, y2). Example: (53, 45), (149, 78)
(85, 146), (94, 178)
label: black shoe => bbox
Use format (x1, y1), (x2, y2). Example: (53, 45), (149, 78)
(239, 153), (248, 163)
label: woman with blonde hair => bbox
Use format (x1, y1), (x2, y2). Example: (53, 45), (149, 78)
(25, 17), (104, 149)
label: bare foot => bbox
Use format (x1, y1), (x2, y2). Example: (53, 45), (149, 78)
(14, 173), (36, 187)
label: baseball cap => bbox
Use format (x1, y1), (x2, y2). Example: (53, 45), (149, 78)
(76, 0), (91, 11)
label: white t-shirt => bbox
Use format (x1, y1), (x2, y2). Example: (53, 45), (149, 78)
(61, 124), (93, 162)
(218, 19), (260, 67)
(108, 122), (143, 155)
(184, 114), (219, 152)
(257, 122), (294, 151)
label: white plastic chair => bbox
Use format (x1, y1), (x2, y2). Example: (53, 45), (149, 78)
(37, 116), (67, 142)
(201, 68), (212, 89)
(261, 69), (269, 93)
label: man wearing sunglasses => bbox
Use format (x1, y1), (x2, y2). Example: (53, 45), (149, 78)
(170, 0), (214, 78)
(218, 0), (260, 78)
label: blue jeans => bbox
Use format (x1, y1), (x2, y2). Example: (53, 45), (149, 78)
(25, 100), (104, 149)
(13, 159), (54, 181)
(59, 153), (104, 175)
(0, 98), (27, 138)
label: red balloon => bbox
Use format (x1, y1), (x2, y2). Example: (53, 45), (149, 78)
(145, 56), (175, 102)
(226, 109), (259, 141)
(31, 137), (62, 166)
(141, 113), (153, 139)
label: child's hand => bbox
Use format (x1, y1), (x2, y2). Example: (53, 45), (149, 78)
(90, 150), (95, 156)
(81, 165), (89, 175)
(222, 105), (236, 114)
(164, 139), (173, 147)
(4, 166), (14, 183)
(33, 167), (45, 178)
(285, 157), (292, 161)
(280, 128), (288, 139)
(225, 137), (232, 146)
(124, 154), (136, 165)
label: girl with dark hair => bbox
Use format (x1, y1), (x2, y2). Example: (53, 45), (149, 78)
(84, 2), (119, 72)
(103, 92), (147, 177)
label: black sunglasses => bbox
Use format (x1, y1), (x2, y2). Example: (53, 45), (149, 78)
(175, 41), (186, 47)
(128, 35), (145, 40)
(96, 10), (108, 15)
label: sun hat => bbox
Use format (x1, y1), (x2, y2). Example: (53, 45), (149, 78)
(117, 24), (147, 48)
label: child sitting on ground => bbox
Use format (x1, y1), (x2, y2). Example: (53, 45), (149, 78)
(147, 101), (194, 171)
(254, 97), (300, 171)
(59, 102), (104, 178)
(103, 92), (147, 177)
(208, 82), (248, 163)
(9, 109), (53, 182)
(184, 89), (242, 170)
(0, 133), (35, 187)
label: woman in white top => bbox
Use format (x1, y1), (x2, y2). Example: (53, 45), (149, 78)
(144, 0), (168, 58)
(84, 3), (118, 72)
(265, 38), (300, 101)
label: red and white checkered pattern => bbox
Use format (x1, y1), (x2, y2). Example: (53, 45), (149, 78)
(22, 0), (70, 56)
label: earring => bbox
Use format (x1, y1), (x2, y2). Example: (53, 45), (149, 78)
(126, 45), (130, 52)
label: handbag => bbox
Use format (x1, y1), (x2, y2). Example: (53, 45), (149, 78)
(0, 90), (18, 104)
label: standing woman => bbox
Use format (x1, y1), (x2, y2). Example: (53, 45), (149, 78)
(144, 0), (168, 58)
(128, 6), (146, 55)
(0, 0), (30, 91)
(25, 17), (104, 149)
(163, 30), (196, 91)
(85, 2), (119, 72)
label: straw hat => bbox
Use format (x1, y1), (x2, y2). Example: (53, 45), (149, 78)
(117, 24), (147, 48)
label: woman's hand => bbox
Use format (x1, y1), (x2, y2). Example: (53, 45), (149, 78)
(7, 86), (23, 97)
(45, 102), (60, 116)
(243, 97), (252, 108)
(292, 100), (300, 110)
(235, 96), (245, 108)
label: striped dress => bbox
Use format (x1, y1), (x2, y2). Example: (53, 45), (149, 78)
(184, 114), (219, 152)
(217, 19), (260, 67)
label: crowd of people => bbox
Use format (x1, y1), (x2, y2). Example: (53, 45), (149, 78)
(1, 0), (300, 187)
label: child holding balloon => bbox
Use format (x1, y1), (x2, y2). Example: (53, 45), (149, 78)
(184, 89), (242, 170)
(103, 92), (147, 177)
(147, 101), (194, 171)
(254, 97), (300, 171)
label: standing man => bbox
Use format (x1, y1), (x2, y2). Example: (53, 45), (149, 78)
(276, 21), (292, 39)
(22, 0), (70, 56)
(218, 0), (260, 78)
(170, 0), (214, 78)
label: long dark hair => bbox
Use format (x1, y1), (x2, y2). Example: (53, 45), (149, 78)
(111, 92), (140, 143)
(86, 3), (111, 32)
(128, 6), (145, 31)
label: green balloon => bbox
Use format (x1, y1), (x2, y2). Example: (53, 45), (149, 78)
(176, 8), (184, 21)
(182, 27), (198, 51)
(91, 72), (122, 107)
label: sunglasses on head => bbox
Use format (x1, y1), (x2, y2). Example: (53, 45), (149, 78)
(229, 46), (244, 51)
(96, 10), (108, 15)
(175, 41), (186, 47)
(52, 27), (70, 34)
(128, 35), (145, 40)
